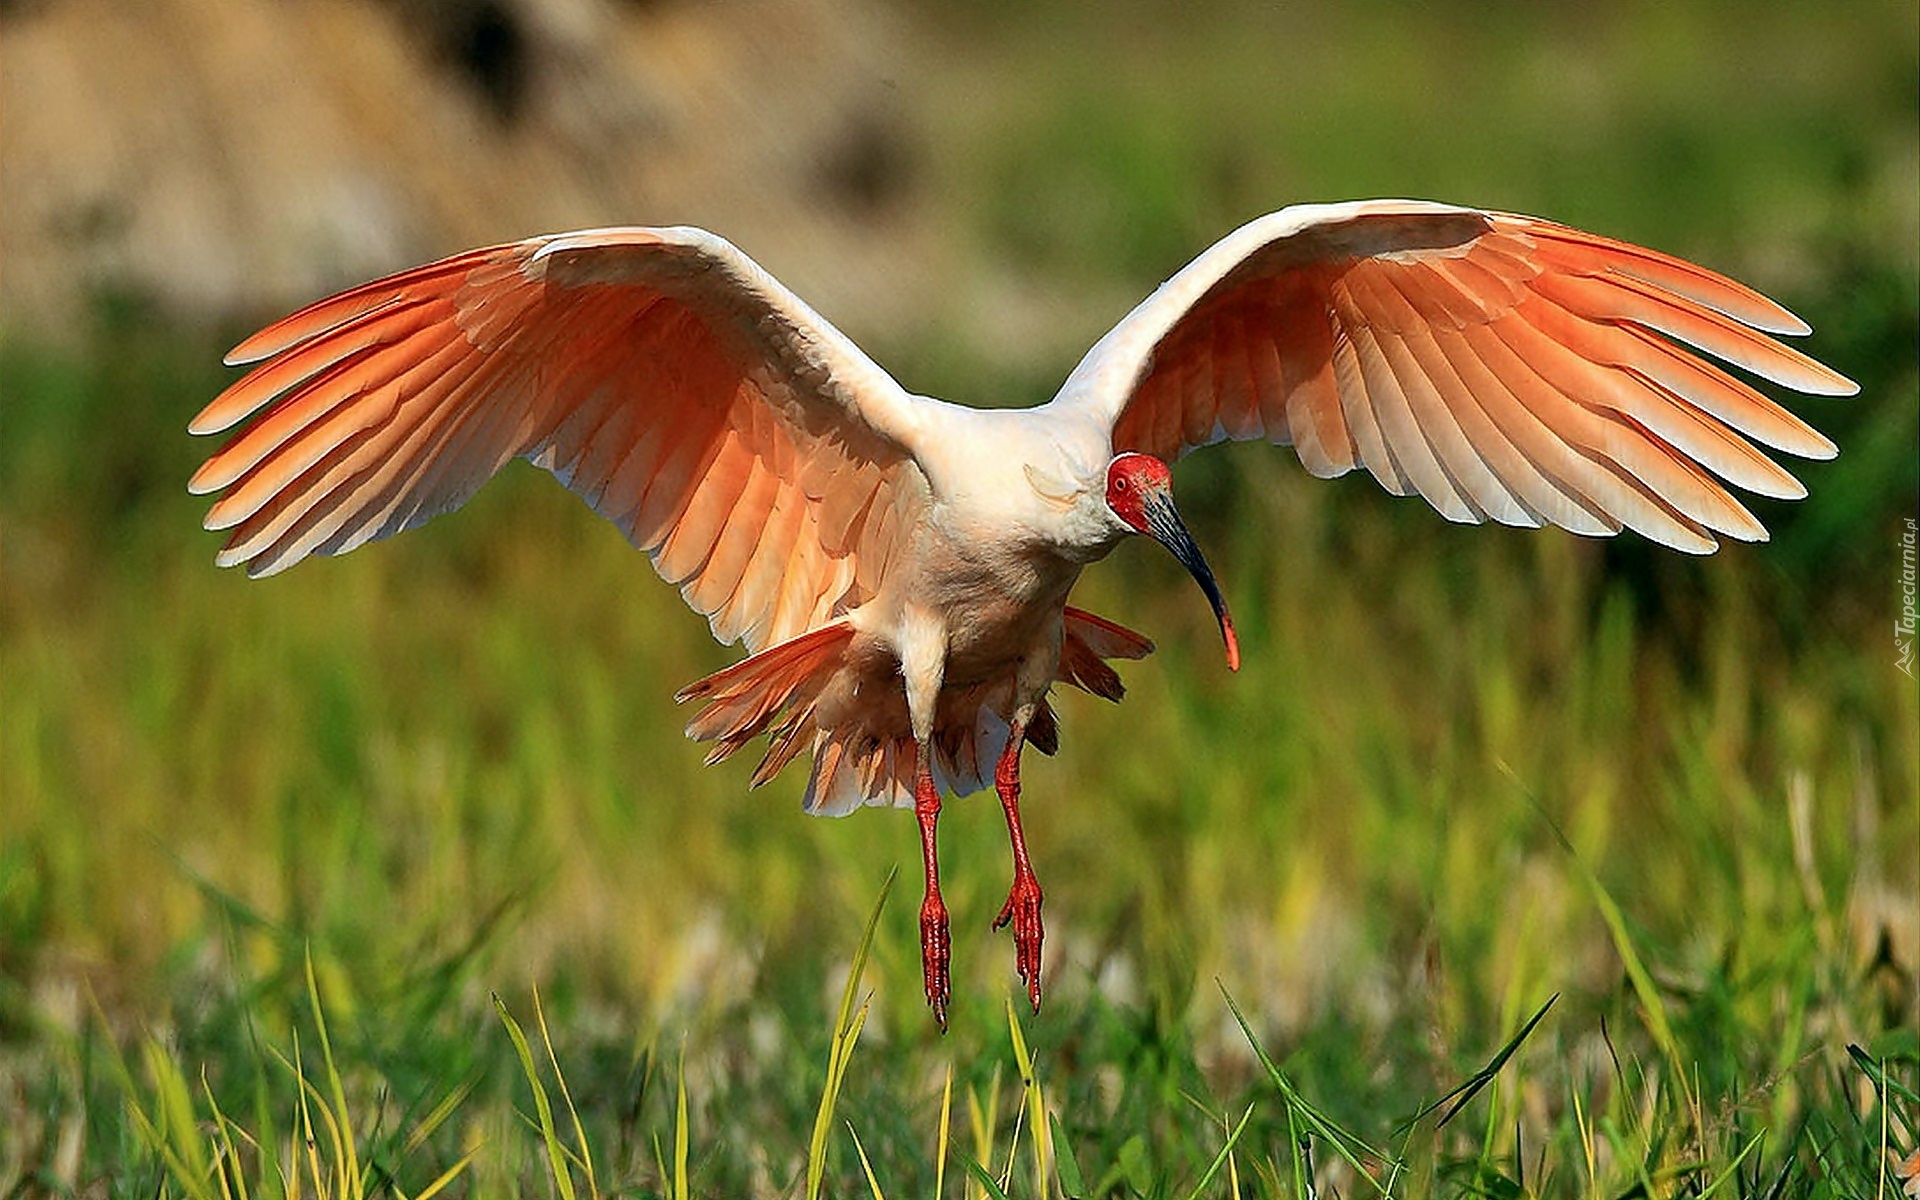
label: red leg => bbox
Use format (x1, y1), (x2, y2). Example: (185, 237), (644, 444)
(990, 721), (1045, 1012)
(914, 751), (951, 1030)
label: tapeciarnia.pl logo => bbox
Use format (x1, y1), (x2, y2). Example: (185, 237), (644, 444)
(1898, 517), (1917, 679)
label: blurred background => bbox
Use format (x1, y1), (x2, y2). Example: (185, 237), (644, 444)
(3, 0), (1917, 1193)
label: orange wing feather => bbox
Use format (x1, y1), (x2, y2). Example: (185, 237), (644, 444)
(1104, 206), (1853, 553)
(190, 228), (928, 653)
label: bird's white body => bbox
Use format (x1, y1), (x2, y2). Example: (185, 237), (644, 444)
(189, 199), (1854, 1020)
(742, 399), (1138, 811)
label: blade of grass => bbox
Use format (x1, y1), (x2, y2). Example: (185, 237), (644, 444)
(1222, 986), (1395, 1196)
(674, 1044), (690, 1200)
(1504, 766), (1681, 1072)
(201, 1069), (252, 1200)
(1849, 1044), (1920, 1112)
(140, 1037), (218, 1198)
(1572, 1078), (1596, 1191)
(303, 948), (362, 1198)
(88, 1004), (175, 1192)
(1698, 1131), (1767, 1199)
(960, 1154), (1014, 1200)
(966, 1067), (1002, 1200)
(847, 1121), (890, 1200)
(402, 1078), (477, 1158)
(1004, 997), (1050, 1197)
(494, 992), (577, 1200)
(1848, 1046), (1913, 1200)
(807, 866), (895, 1200)
(1182, 1103), (1256, 1200)
(1048, 1112), (1086, 1200)
(936, 1064), (954, 1200)
(534, 988), (599, 1200)
(1399, 1108), (1437, 1200)
(997, 1082), (1025, 1197)
(288, 1032), (327, 1200)
(1404, 994), (1559, 1130)
(270, 1038), (356, 1200)
(413, 1149), (479, 1200)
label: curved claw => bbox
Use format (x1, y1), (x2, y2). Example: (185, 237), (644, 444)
(921, 892), (951, 1029)
(994, 868), (1044, 1012)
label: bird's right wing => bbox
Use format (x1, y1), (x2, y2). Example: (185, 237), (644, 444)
(190, 227), (932, 653)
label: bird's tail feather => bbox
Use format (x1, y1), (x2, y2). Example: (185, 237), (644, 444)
(675, 618), (857, 781)
(676, 607), (1154, 816)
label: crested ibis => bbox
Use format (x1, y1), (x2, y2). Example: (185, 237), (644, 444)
(189, 200), (1855, 1027)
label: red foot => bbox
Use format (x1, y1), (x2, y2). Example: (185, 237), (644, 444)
(914, 754), (951, 1030)
(920, 890), (951, 1029)
(992, 867), (1044, 1011)
(993, 720), (1045, 1013)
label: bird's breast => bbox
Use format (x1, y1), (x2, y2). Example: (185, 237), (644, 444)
(846, 401), (1115, 691)
(905, 515), (1085, 687)
(817, 522), (1082, 743)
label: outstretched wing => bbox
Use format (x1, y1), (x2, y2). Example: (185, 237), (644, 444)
(190, 226), (932, 652)
(1049, 200), (1855, 552)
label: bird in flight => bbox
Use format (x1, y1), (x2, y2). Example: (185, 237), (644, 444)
(189, 199), (1853, 1028)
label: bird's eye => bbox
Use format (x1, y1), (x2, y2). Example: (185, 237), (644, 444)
(1115, 477), (1129, 491)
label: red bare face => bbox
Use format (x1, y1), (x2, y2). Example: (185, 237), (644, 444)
(1102, 451), (1239, 671)
(1104, 452), (1173, 532)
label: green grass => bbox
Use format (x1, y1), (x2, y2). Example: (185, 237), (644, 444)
(3, 1), (1918, 1195)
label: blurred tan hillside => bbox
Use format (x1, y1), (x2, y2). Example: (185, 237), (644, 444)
(0, 0), (931, 340)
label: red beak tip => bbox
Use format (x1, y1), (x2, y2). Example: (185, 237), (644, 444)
(1222, 617), (1241, 672)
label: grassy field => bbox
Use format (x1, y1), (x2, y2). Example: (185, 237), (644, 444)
(4, 1), (1918, 1196)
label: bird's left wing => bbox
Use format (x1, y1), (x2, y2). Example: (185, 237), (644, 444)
(189, 227), (931, 652)
(1047, 200), (1855, 552)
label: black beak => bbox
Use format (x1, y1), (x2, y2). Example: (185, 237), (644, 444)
(1143, 492), (1240, 672)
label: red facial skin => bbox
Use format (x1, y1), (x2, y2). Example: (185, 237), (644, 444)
(1101, 451), (1240, 672)
(1104, 451), (1172, 531)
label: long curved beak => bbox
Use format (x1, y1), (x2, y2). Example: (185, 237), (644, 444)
(1142, 492), (1240, 672)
